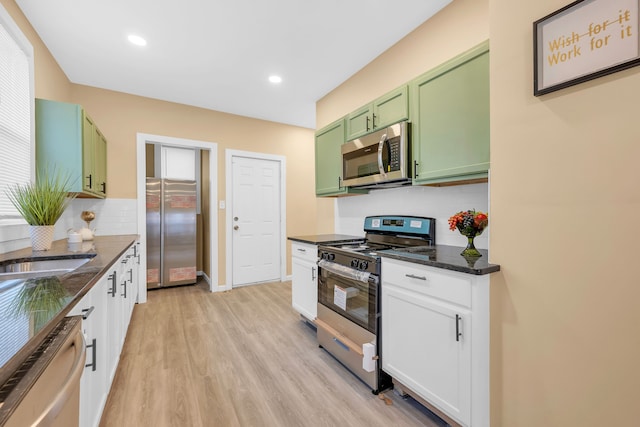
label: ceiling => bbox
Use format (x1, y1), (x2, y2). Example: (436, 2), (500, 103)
(16, 0), (451, 129)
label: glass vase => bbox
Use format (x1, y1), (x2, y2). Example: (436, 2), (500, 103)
(461, 234), (482, 257)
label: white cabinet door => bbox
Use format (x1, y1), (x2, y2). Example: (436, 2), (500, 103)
(290, 242), (317, 321)
(291, 257), (317, 321)
(104, 264), (120, 385)
(381, 284), (471, 426)
(67, 275), (108, 427)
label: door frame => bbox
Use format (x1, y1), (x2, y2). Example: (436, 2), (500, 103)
(225, 149), (286, 290)
(136, 133), (219, 302)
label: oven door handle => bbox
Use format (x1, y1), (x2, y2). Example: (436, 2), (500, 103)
(317, 260), (378, 285)
(377, 133), (388, 176)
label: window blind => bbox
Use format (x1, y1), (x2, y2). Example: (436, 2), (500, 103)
(0, 18), (31, 220)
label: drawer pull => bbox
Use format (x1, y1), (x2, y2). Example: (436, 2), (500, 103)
(456, 314), (462, 342)
(405, 273), (427, 281)
(81, 306), (95, 320)
(297, 248), (306, 253)
(108, 271), (117, 297)
(85, 338), (97, 371)
(333, 337), (350, 352)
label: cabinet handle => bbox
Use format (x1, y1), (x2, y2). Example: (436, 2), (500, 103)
(85, 338), (97, 371)
(86, 174), (92, 189)
(311, 267), (316, 281)
(366, 116), (371, 132)
(122, 281), (127, 298)
(372, 113), (377, 129)
(338, 176), (342, 189)
(128, 268), (133, 283)
(333, 337), (350, 352)
(405, 273), (426, 281)
(108, 271), (117, 297)
(101, 182), (106, 194)
(81, 306), (95, 320)
(297, 248), (306, 253)
(456, 314), (462, 342)
(414, 160), (419, 178)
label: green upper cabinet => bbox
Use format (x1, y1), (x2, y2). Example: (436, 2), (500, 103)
(36, 99), (107, 198)
(346, 85), (409, 141)
(411, 41), (490, 185)
(315, 118), (367, 197)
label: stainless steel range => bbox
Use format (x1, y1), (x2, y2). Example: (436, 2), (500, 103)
(316, 215), (436, 394)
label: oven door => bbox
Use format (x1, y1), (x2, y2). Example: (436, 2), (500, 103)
(317, 261), (378, 333)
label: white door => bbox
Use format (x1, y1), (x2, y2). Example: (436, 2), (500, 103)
(231, 156), (281, 286)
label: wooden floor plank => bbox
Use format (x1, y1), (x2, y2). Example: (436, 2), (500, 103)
(100, 280), (447, 427)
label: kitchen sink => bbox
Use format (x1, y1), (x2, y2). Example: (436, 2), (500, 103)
(0, 256), (95, 280)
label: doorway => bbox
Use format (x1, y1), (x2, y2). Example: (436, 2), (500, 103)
(225, 150), (286, 289)
(136, 133), (218, 302)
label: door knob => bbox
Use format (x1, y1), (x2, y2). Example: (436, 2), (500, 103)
(234, 225), (239, 230)
(234, 217), (238, 221)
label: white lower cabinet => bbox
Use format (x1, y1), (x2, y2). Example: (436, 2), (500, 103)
(381, 258), (489, 427)
(291, 242), (318, 321)
(67, 241), (140, 427)
(67, 274), (108, 427)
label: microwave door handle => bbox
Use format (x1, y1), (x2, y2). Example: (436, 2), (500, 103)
(377, 133), (388, 175)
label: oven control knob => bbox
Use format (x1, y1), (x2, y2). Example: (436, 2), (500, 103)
(359, 260), (368, 270)
(351, 259), (359, 268)
(328, 253), (335, 261)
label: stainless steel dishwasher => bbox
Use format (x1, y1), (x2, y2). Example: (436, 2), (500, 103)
(1, 317), (85, 427)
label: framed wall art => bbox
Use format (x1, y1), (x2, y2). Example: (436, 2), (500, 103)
(534, 0), (640, 96)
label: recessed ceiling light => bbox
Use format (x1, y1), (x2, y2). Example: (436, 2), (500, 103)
(268, 75), (282, 84)
(128, 34), (147, 47)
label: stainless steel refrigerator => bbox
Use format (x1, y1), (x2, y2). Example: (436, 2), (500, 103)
(146, 178), (197, 289)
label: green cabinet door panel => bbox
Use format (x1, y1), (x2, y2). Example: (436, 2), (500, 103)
(315, 119), (367, 197)
(36, 98), (107, 198)
(94, 129), (107, 196)
(346, 104), (372, 141)
(412, 41), (490, 185)
(346, 86), (409, 141)
(315, 119), (345, 196)
(36, 99), (84, 192)
(373, 85), (409, 130)
(82, 113), (96, 193)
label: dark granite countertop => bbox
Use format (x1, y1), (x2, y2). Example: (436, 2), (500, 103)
(0, 235), (137, 387)
(288, 234), (364, 245)
(379, 244), (500, 275)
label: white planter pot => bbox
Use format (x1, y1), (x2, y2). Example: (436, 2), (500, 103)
(30, 225), (55, 251)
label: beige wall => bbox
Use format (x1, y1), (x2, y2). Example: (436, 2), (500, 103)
(2, 0), (322, 285)
(318, 0), (640, 425)
(316, 0), (489, 128)
(68, 85), (317, 284)
(314, 0), (489, 236)
(490, 0), (640, 425)
(0, 0), (71, 101)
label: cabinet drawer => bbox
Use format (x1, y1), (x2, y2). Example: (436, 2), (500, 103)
(291, 242), (317, 263)
(382, 258), (471, 308)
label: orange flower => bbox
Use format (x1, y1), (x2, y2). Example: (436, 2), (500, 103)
(448, 209), (488, 237)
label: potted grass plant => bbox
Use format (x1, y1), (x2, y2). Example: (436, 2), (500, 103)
(5, 169), (77, 251)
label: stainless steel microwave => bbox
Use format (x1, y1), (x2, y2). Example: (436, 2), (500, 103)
(341, 120), (410, 189)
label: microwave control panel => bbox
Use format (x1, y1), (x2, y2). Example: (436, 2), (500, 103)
(386, 138), (401, 172)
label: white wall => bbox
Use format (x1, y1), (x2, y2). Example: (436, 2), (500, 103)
(0, 198), (138, 254)
(56, 198), (138, 239)
(335, 183), (489, 248)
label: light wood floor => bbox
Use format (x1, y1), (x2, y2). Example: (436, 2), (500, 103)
(99, 280), (447, 427)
